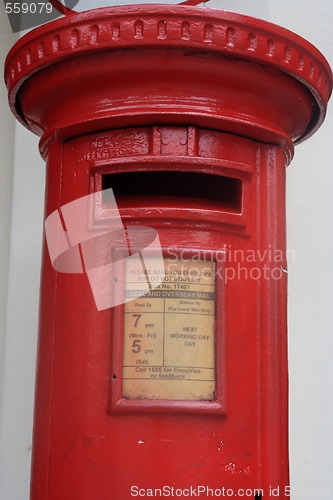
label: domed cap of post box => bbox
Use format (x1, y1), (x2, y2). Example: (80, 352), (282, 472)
(4, 5), (332, 161)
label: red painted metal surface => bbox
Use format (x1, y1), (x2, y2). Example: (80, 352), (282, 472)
(4, 5), (332, 500)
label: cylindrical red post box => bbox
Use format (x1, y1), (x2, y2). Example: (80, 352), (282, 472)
(5, 5), (332, 499)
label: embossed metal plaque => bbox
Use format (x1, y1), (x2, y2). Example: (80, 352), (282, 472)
(122, 257), (215, 400)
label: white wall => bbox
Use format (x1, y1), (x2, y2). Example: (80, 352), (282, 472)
(0, 2), (17, 413)
(0, 1), (332, 499)
(269, 3), (333, 498)
(0, 5), (45, 498)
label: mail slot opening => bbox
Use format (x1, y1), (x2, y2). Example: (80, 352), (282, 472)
(102, 170), (242, 213)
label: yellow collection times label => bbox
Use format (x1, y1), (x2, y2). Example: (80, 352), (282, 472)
(122, 257), (216, 401)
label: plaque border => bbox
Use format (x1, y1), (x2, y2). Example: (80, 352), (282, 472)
(108, 248), (226, 415)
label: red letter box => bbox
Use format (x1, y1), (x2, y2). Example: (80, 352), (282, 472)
(5, 5), (332, 499)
